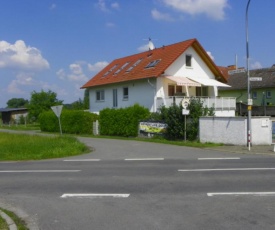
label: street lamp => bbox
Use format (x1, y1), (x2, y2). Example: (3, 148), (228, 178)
(246, 0), (252, 150)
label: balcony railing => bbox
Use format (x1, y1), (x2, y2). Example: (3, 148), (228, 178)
(156, 96), (236, 110)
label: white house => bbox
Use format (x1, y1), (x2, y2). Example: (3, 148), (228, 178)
(82, 38), (235, 116)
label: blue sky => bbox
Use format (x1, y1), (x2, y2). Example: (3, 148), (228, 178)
(0, 0), (274, 108)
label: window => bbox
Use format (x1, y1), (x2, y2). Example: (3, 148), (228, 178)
(96, 90), (105, 101)
(186, 54), (192, 67)
(126, 59), (143, 72)
(168, 85), (175, 96)
(145, 59), (161, 68)
(123, 87), (129, 100)
(266, 91), (272, 99)
(114, 62), (130, 75)
(102, 64), (118, 77)
(113, 89), (118, 108)
(196, 87), (208, 96)
(252, 91), (257, 99)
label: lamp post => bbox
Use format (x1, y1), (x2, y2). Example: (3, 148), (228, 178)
(246, 0), (252, 150)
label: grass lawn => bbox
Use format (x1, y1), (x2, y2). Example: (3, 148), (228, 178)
(0, 208), (29, 230)
(0, 132), (90, 161)
(0, 214), (9, 230)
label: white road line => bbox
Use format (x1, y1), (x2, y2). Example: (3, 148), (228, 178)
(0, 170), (81, 173)
(178, 168), (275, 172)
(124, 158), (164, 161)
(198, 158), (240, 160)
(60, 193), (130, 198)
(207, 192), (275, 197)
(63, 159), (101, 162)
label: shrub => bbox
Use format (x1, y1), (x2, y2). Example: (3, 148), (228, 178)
(99, 104), (150, 137)
(158, 104), (185, 140)
(39, 110), (99, 134)
(148, 97), (215, 141)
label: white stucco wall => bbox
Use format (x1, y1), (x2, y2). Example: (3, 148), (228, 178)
(200, 117), (272, 145)
(160, 47), (217, 97)
(89, 79), (156, 113)
(164, 47), (215, 80)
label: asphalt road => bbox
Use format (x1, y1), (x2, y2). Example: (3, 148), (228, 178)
(1, 137), (275, 230)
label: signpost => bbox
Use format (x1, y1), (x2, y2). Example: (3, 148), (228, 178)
(51, 105), (63, 135)
(182, 99), (190, 142)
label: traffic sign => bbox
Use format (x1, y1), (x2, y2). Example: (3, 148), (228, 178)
(250, 77), (262, 81)
(182, 109), (190, 115)
(182, 99), (189, 109)
(51, 105), (63, 118)
(51, 105), (63, 135)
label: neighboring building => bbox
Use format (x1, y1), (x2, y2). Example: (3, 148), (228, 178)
(219, 66), (275, 106)
(0, 108), (28, 124)
(82, 38), (235, 116)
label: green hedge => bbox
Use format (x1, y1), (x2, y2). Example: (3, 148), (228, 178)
(39, 110), (99, 134)
(99, 104), (150, 137)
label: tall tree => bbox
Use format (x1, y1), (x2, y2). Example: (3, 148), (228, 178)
(6, 98), (29, 108)
(27, 90), (63, 121)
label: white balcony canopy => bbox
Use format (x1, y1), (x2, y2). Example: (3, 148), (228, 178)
(165, 76), (201, 87)
(186, 76), (231, 87)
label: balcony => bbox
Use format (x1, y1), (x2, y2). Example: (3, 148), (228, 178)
(156, 96), (236, 111)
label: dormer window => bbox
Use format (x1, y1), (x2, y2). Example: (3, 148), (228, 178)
(186, 54), (192, 67)
(145, 59), (161, 69)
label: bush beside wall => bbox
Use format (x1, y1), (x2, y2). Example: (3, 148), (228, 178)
(99, 104), (150, 137)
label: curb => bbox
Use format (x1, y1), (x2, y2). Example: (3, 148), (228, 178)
(0, 209), (17, 230)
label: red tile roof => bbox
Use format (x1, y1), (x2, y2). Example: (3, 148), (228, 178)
(81, 38), (227, 88)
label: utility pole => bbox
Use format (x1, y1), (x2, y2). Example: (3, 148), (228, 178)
(246, 0), (252, 150)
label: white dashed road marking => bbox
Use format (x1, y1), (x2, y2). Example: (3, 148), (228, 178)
(124, 158), (164, 161)
(63, 159), (101, 162)
(178, 168), (275, 172)
(198, 158), (240, 160)
(61, 193), (130, 198)
(0, 170), (81, 173)
(207, 192), (275, 197)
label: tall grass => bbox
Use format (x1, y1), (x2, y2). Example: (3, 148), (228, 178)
(0, 133), (89, 161)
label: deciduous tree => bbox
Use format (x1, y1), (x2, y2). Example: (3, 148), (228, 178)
(6, 98), (29, 108)
(27, 90), (63, 121)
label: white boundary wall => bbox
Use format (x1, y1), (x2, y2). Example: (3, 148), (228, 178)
(199, 116), (272, 145)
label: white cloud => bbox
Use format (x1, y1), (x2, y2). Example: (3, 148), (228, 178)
(0, 40), (49, 71)
(207, 51), (215, 61)
(57, 64), (88, 82)
(7, 72), (38, 95)
(161, 0), (229, 20)
(50, 4), (57, 10)
(96, 0), (109, 12)
(151, 8), (174, 21)
(88, 61), (109, 72)
(96, 0), (120, 12)
(106, 22), (116, 28)
(70, 63), (83, 75)
(251, 61), (262, 70)
(111, 2), (120, 10)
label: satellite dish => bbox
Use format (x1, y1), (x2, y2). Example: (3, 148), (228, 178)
(143, 37), (156, 50)
(148, 38), (155, 50)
